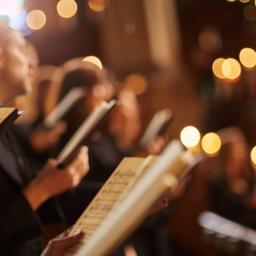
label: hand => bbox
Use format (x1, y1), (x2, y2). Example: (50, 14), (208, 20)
(23, 146), (89, 209)
(41, 229), (84, 256)
(149, 176), (190, 215)
(30, 121), (67, 152)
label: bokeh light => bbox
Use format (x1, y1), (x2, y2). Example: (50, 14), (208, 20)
(250, 146), (256, 165)
(201, 132), (222, 156)
(221, 58), (241, 80)
(239, 0), (250, 3)
(88, 0), (109, 12)
(180, 126), (201, 148)
(212, 58), (226, 79)
(57, 0), (78, 19)
(26, 10), (47, 31)
(239, 47), (256, 68)
(243, 5), (256, 22)
(124, 74), (148, 95)
(83, 55), (103, 69)
(198, 27), (221, 53)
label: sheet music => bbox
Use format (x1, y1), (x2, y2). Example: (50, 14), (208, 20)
(139, 109), (172, 148)
(73, 141), (200, 256)
(65, 155), (157, 255)
(57, 100), (116, 166)
(0, 107), (20, 124)
(44, 87), (86, 128)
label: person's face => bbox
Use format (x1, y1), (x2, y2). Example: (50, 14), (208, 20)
(0, 30), (30, 99)
(85, 81), (115, 111)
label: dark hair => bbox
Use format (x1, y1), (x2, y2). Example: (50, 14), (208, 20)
(58, 66), (101, 102)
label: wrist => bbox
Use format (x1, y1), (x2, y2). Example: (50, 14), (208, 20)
(23, 178), (50, 210)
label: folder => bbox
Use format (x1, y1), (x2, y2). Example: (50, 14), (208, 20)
(0, 107), (22, 134)
(57, 100), (116, 167)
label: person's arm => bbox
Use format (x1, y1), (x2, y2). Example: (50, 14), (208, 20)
(0, 168), (41, 243)
(23, 146), (89, 210)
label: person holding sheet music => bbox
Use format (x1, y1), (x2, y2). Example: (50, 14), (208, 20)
(0, 24), (90, 255)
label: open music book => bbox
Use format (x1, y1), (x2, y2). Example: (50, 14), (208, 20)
(43, 87), (86, 129)
(0, 107), (22, 133)
(65, 140), (201, 256)
(57, 100), (116, 167)
(139, 109), (173, 148)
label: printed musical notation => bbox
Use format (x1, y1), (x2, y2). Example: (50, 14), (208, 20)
(65, 156), (157, 255)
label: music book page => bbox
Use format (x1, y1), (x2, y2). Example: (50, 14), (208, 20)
(65, 155), (157, 255)
(71, 141), (200, 256)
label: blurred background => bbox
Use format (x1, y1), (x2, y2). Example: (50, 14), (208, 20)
(4, 0), (256, 255)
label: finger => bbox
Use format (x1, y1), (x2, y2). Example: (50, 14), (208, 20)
(52, 230), (84, 248)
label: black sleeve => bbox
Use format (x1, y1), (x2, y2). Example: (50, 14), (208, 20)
(0, 168), (42, 244)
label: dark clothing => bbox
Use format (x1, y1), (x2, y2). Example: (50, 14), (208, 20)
(0, 130), (43, 255)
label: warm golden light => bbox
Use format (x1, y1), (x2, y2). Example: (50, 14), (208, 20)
(250, 146), (256, 165)
(239, 0), (250, 3)
(212, 58), (226, 79)
(239, 48), (256, 68)
(88, 0), (108, 12)
(57, 0), (78, 19)
(226, 0), (236, 2)
(124, 74), (148, 95)
(180, 126), (201, 149)
(83, 55), (103, 69)
(221, 58), (241, 80)
(201, 132), (222, 156)
(26, 10), (46, 30)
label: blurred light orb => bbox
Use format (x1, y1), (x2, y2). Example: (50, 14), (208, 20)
(212, 58), (226, 79)
(26, 10), (46, 30)
(243, 5), (256, 22)
(83, 55), (103, 69)
(221, 58), (241, 80)
(250, 146), (256, 165)
(57, 0), (78, 19)
(180, 126), (201, 148)
(239, 48), (256, 68)
(239, 0), (250, 3)
(201, 132), (222, 156)
(88, 0), (109, 12)
(226, 0), (236, 2)
(124, 73), (148, 95)
(198, 27), (221, 53)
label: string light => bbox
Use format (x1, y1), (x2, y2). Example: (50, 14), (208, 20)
(57, 0), (78, 19)
(221, 58), (241, 80)
(180, 126), (201, 149)
(212, 58), (226, 79)
(239, 48), (256, 68)
(83, 55), (103, 69)
(201, 132), (222, 156)
(26, 10), (46, 30)
(88, 0), (109, 12)
(250, 146), (256, 165)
